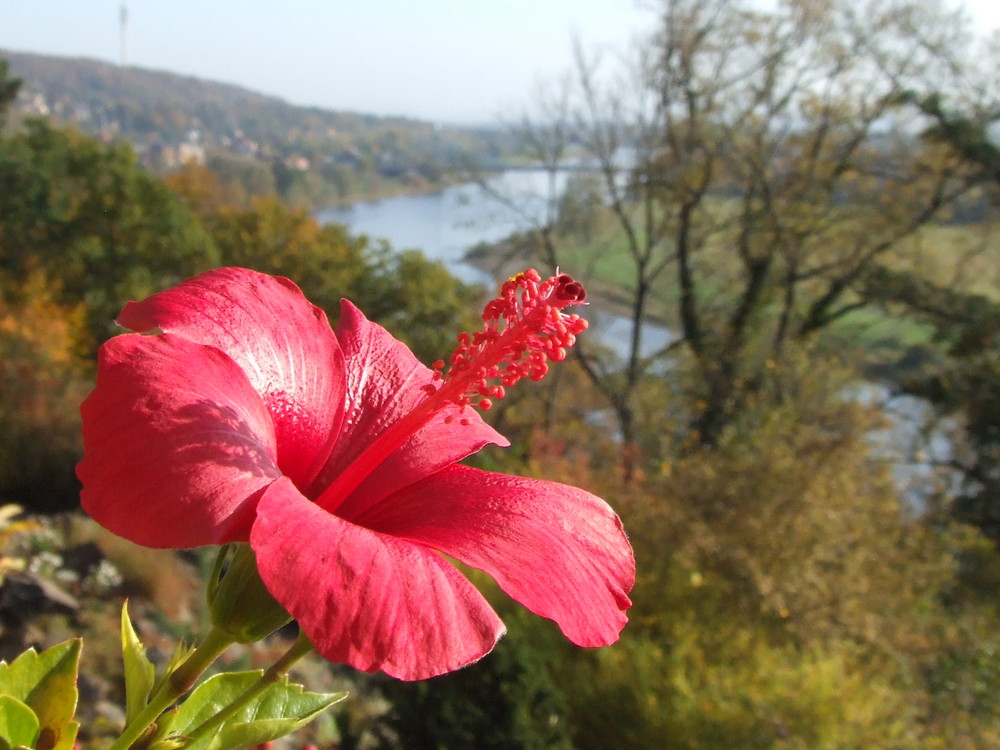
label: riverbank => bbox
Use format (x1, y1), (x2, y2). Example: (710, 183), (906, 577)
(463, 233), (674, 329)
(318, 172), (468, 210)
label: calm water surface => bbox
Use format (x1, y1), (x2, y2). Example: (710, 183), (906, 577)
(318, 170), (672, 358)
(317, 171), (563, 286)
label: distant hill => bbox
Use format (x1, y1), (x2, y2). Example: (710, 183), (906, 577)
(1, 48), (512, 204)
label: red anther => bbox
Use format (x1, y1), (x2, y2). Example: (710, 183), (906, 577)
(550, 274), (587, 304)
(478, 398), (493, 410)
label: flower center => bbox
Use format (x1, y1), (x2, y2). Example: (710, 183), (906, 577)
(314, 269), (588, 514)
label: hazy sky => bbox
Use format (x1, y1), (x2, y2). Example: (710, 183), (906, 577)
(0, 0), (997, 124)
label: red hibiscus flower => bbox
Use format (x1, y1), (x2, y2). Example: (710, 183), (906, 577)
(78, 267), (633, 680)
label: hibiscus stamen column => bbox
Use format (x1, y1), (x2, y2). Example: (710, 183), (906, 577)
(315, 270), (588, 513)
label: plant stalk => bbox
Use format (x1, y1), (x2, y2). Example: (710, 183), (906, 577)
(109, 625), (236, 750)
(181, 629), (316, 743)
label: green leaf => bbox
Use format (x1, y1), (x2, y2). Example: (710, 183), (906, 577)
(121, 601), (155, 723)
(166, 671), (345, 750)
(0, 640), (80, 750)
(0, 694), (39, 748)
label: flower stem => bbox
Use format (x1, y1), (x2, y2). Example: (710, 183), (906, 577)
(181, 629), (316, 743)
(109, 625), (237, 750)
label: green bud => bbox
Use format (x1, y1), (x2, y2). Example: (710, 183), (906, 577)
(206, 543), (292, 643)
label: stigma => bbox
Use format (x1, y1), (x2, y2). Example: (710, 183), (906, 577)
(429, 269), (588, 412)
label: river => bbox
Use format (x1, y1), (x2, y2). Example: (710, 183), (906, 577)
(317, 170), (673, 358)
(317, 171), (562, 286)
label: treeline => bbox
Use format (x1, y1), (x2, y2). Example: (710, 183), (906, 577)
(3, 48), (515, 207)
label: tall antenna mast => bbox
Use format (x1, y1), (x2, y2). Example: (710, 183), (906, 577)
(120, 3), (128, 67)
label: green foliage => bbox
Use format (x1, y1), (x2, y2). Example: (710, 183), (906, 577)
(203, 154), (277, 203)
(464, 351), (1000, 749)
(203, 196), (368, 304)
(120, 603), (154, 725)
(153, 671), (345, 750)
(562, 628), (926, 750)
(659, 373), (954, 649)
(0, 639), (81, 750)
(373, 625), (575, 750)
(0, 118), (219, 344)
(0, 60), (20, 127)
(0, 275), (89, 512)
(195, 194), (481, 365)
(0, 694), (39, 749)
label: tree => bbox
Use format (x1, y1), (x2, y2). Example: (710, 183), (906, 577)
(857, 37), (1000, 542)
(556, 352), (1000, 749)
(179, 191), (484, 365)
(910, 93), (1000, 193)
(860, 261), (1000, 543)
(0, 274), (91, 511)
(0, 119), (219, 346)
(372, 626), (575, 750)
(0, 59), (21, 126)
(500, 0), (979, 474)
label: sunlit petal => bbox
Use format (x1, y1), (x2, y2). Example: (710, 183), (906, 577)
(117, 267), (345, 489)
(78, 333), (280, 548)
(358, 465), (634, 647)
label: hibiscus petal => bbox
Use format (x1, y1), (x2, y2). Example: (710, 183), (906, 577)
(117, 267), (344, 489)
(309, 300), (508, 519)
(78, 333), (280, 548)
(356, 465), (634, 647)
(251, 477), (505, 681)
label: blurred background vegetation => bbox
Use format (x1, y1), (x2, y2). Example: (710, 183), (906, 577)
(3, 0), (1000, 746)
